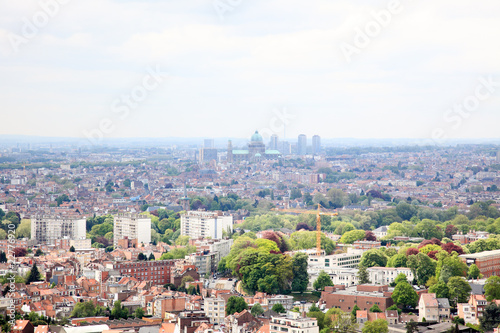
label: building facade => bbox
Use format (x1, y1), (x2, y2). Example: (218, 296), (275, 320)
(107, 260), (176, 285)
(270, 314), (318, 333)
(113, 214), (152, 247)
(460, 249), (500, 278)
(31, 216), (86, 245)
(227, 131), (281, 163)
(298, 134), (307, 155)
(204, 297), (226, 325)
(312, 135), (321, 154)
(181, 211), (233, 240)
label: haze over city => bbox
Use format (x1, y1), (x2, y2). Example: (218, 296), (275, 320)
(1, 0), (500, 140)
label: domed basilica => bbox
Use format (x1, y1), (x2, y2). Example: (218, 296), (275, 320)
(227, 131), (281, 162)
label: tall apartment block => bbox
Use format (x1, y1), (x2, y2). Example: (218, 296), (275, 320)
(181, 211), (233, 239)
(298, 134), (307, 155)
(312, 135), (321, 154)
(31, 216), (86, 245)
(113, 213), (151, 247)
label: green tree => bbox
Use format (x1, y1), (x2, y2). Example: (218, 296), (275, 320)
(307, 309), (326, 330)
(313, 271), (333, 291)
(351, 304), (361, 322)
(134, 307), (145, 318)
(387, 253), (407, 268)
(436, 252), (468, 284)
(447, 277), (472, 307)
(226, 296), (248, 316)
(484, 275), (500, 301)
(272, 303), (286, 313)
(148, 253), (155, 260)
(480, 303), (500, 331)
(26, 262), (41, 284)
(69, 246), (75, 252)
(251, 303), (264, 317)
(111, 300), (128, 319)
(138, 253), (145, 261)
(467, 264), (481, 279)
(339, 230), (366, 244)
(71, 301), (96, 318)
(369, 304), (382, 313)
(362, 319), (388, 333)
(407, 253), (437, 285)
(358, 265), (371, 284)
(392, 281), (418, 308)
(359, 249), (388, 268)
(429, 281), (449, 299)
(394, 273), (408, 285)
(292, 253), (309, 293)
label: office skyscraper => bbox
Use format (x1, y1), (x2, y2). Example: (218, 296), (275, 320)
(312, 135), (321, 154)
(204, 139), (215, 148)
(298, 134), (307, 155)
(269, 134), (279, 150)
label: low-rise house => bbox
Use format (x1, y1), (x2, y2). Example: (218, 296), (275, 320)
(418, 293), (450, 322)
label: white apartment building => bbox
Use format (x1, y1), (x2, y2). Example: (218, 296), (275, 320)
(113, 214), (151, 247)
(270, 313), (318, 333)
(204, 297), (226, 325)
(69, 238), (92, 250)
(31, 216), (86, 245)
(181, 211), (233, 239)
(308, 249), (363, 269)
(367, 267), (414, 285)
(309, 268), (359, 289)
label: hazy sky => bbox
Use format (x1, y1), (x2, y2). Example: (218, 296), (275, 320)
(1, 0), (499, 142)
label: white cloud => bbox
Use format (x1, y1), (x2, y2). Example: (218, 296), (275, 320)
(0, 0), (499, 139)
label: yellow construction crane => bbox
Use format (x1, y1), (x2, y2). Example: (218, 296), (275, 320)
(315, 204), (338, 256)
(272, 205), (338, 256)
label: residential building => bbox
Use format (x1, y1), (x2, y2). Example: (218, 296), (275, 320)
(458, 294), (487, 325)
(298, 134), (307, 155)
(372, 226), (388, 239)
(309, 268), (358, 289)
(367, 267), (414, 285)
(270, 313), (318, 333)
(12, 320), (34, 333)
(31, 216), (86, 245)
(200, 148), (218, 164)
(312, 135), (321, 154)
(319, 285), (394, 312)
(267, 295), (294, 310)
(178, 311), (210, 333)
(107, 260), (176, 285)
(69, 238), (92, 250)
(204, 297), (225, 325)
(114, 213), (152, 247)
(418, 293), (451, 322)
(181, 211), (233, 240)
(187, 251), (217, 276)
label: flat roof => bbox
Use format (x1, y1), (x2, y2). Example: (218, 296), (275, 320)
(460, 249), (500, 259)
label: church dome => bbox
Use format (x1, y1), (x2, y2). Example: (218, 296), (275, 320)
(251, 130), (263, 142)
